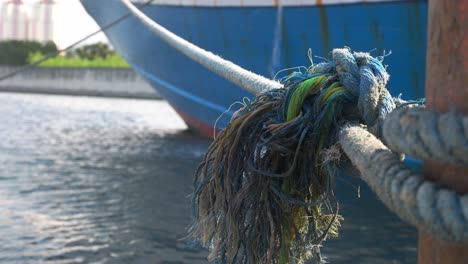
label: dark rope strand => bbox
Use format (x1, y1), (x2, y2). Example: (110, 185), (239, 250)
(191, 48), (398, 264)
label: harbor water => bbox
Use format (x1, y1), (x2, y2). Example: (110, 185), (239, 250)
(0, 92), (417, 263)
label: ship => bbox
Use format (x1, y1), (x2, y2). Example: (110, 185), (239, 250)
(80, 0), (427, 138)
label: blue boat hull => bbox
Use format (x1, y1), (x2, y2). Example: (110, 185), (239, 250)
(81, 0), (427, 137)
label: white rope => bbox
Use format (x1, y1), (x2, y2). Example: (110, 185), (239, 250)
(340, 125), (468, 243)
(383, 106), (468, 166)
(122, 0), (468, 243)
(121, 0), (283, 94)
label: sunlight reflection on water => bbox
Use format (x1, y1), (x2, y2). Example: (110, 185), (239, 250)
(0, 92), (417, 264)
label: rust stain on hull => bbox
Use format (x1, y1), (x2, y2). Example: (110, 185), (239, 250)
(317, 4), (331, 55)
(405, 1), (425, 98)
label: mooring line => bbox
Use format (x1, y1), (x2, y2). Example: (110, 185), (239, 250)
(0, 0), (155, 82)
(121, 0), (283, 94)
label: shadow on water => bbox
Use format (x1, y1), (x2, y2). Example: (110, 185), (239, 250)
(322, 176), (417, 263)
(0, 92), (416, 263)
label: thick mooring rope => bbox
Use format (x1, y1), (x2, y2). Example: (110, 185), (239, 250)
(383, 107), (468, 167)
(121, 0), (282, 94)
(121, 1), (468, 262)
(340, 125), (468, 243)
(192, 48), (397, 264)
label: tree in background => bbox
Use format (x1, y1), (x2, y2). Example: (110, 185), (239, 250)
(71, 43), (114, 60)
(0, 41), (128, 68)
(0, 41), (58, 65)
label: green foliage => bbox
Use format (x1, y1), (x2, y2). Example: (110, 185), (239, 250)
(0, 40), (129, 68)
(0, 40), (58, 65)
(72, 43), (113, 60)
(28, 51), (130, 68)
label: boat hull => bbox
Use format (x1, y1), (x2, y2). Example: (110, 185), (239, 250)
(81, 0), (427, 137)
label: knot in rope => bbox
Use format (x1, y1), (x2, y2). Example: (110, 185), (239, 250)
(192, 48), (397, 264)
(119, 2), (467, 261)
(310, 48), (395, 127)
(282, 48), (396, 127)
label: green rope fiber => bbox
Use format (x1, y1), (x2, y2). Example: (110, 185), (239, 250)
(192, 72), (354, 263)
(192, 48), (395, 264)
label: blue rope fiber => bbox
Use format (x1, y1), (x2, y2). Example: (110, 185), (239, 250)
(192, 48), (409, 264)
(120, 0), (468, 256)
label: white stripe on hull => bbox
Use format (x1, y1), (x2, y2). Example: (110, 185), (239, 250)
(133, 0), (404, 7)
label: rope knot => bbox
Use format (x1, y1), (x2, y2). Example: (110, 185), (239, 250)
(316, 48), (395, 127)
(192, 48), (398, 264)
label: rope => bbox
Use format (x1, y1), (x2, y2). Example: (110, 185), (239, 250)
(191, 48), (397, 264)
(119, 0), (468, 260)
(121, 0), (282, 94)
(340, 125), (468, 243)
(0, 0), (155, 82)
(383, 106), (468, 167)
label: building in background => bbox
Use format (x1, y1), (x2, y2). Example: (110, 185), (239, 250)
(0, 0), (54, 42)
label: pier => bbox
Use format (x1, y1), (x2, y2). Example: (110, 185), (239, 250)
(0, 66), (160, 99)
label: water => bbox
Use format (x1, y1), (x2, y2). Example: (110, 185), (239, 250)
(0, 92), (417, 263)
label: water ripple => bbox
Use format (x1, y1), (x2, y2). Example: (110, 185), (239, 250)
(0, 93), (209, 263)
(0, 92), (417, 263)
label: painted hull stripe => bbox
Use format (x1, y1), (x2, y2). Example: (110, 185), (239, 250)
(133, 0), (404, 7)
(174, 106), (217, 137)
(132, 64), (236, 116)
